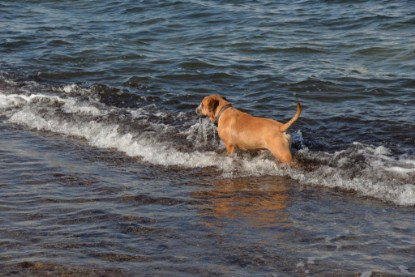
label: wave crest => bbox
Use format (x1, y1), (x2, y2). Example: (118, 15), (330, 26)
(0, 84), (414, 206)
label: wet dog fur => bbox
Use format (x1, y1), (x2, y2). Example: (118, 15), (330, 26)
(196, 95), (302, 164)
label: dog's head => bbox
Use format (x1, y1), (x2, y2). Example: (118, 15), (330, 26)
(196, 95), (230, 121)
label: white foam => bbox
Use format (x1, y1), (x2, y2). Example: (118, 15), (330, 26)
(385, 166), (415, 174)
(58, 83), (93, 96)
(0, 74), (18, 86)
(0, 93), (26, 109)
(295, 261), (305, 268)
(61, 98), (104, 116)
(1, 91), (414, 206)
(0, 93), (279, 176)
(0, 93), (104, 117)
(288, 146), (415, 206)
(62, 84), (79, 93)
(6, 106), (229, 168)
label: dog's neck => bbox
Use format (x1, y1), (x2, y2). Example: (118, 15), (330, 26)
(213, 104), (232, 126)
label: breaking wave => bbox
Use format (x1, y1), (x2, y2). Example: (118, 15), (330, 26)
(0, 79), (414, 206)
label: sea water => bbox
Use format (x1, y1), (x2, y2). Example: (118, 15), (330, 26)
(1, 1), (414, 275)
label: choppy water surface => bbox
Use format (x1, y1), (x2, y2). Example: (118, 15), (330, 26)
(1, 0), (414, 276)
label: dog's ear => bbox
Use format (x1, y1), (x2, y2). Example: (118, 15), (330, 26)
(208, 99), (219, 114)
(222, 96), (228, 101)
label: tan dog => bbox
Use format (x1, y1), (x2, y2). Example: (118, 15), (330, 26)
(196, 95), (302, 163)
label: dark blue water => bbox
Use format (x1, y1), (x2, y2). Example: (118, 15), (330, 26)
(1, 1), (414, 276)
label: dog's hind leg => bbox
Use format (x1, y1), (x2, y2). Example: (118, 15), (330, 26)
(270, 148), (292, 163)
(225, 143), (235, 155)
(266, 136), (293, 163)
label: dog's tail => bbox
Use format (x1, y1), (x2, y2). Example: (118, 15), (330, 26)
(279, 102), (302, 132)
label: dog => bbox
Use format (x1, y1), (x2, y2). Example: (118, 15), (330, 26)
(196, 95), (302, 163)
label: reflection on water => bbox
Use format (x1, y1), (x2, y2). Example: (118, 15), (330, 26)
(194, 176), (292, 228)
(1, 125), (414, 276)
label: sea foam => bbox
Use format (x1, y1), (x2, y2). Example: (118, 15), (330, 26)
(0, 91), (414, 206)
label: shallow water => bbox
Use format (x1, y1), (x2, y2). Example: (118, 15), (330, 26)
(1, 0), (415, 276)
(1, 124), (414, 276)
